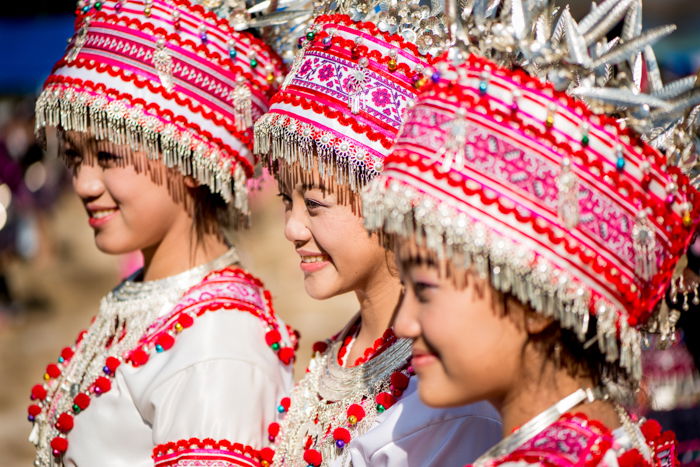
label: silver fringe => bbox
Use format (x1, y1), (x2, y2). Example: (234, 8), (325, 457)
(35, 85), (249, 215)
(254, 112), (377, 193)
(362, 177), (643, 381)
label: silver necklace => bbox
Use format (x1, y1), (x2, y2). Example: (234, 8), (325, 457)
(275, 329), (412, 466)
(30, 248), (239, 466)
(472, 387), (600, 466)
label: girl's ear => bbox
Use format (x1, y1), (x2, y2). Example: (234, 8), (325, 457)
(183, 175), (199, 189)
(523, 309), (553, 334)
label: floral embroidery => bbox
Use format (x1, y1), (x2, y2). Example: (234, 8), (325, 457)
(317, 64), (335, 82)
(371, 88), (391, 108)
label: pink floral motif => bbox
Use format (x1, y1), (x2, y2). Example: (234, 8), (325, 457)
(371, 88), (391, 107)
(299, 60), (313, 77)
(317, 64), (335, 82)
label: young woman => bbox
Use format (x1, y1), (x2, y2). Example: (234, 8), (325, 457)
(27, 1), (295, 465)
(253, 2), (502, 465)
(362, 1), (698, 465)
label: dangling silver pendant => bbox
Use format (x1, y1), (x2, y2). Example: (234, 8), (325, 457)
(67, 18), (91, 63)
(153, 36), (175, 92)
(347, 60), (368, 115)
(437, 108), (468, 173)
(556, 157), (580, 229)
(632, 209), (657, 281)
(232, 77), (252, 131)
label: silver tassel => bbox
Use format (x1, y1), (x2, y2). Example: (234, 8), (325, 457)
(233, 77), (252, 131)
(153, 36), (175, 92)
(631, 209), (657, 281)
(556, 157), (580, 228)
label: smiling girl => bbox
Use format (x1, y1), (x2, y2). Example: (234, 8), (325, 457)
(253, 1), (501, 465)
(27, 1), (295, 465)
(363, 1), (699, 465)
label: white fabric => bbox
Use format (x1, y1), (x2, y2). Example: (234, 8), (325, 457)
(337, 377), (502, 467)
(64, 309), (293, 466)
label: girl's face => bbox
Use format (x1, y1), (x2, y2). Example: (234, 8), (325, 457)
(64, 132), (190, 255)
(278, 176), (390, 300)
(396, 261), (527, 408)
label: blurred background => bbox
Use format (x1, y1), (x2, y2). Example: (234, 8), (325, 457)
(0, 1), (699, 466)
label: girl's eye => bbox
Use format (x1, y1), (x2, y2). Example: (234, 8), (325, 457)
(276, 192), (292, 210)
(411, 281), (437, 304)
(97, 151), (120, 164)
(63, 148), (82, 167)
(304, 198), (324, 210)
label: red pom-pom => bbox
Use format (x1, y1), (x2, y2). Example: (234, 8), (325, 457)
(105, 356), (121, 372)
(259, 447), (275, 462)
(312, 341), (328, 354)
(177, 313), (194, 329)
(375, 392), (396, 409)
(265, 330), (281, 346)
(46, 363), (61, 379)
(50, 436), (68, 454)
(129, 348), (149, 367)
(93, 376), (111, 394)
(303, 448), (322, 466)
(280, 397), (291, 411)
(156, 333), (175, 351)
(618, 448), (646, 467)
(55, 413), (74, 432)
(333, 427), (351, 443)
(28, 404), (42, 416)
(73, 393), (90, 410)
(268, 422), (280, 437)
(390, 372), (409, 391)
(347, 404), (366, 422)
(31, 384), (47, 401)
(278, 347), (295, 365)
(641, 418), (663, 441)
(60, 347), (74, 361)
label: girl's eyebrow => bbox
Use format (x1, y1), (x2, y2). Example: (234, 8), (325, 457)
(301, 182), (328, 192)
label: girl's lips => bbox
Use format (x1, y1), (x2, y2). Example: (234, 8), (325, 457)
(300, 258), (330, 274)
(411, 351), (438, 370)
(88, 209), (118, 228)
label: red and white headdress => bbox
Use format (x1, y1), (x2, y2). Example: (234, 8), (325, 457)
(253, 0), (449, 193)
(363, 1), (700, 383)
(34, 0), (284, 220)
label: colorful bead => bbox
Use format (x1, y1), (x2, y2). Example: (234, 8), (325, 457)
(306, 31), (315, 41)
(115, 1), (121, 11)
(266, 72), (275, 84)
(431, 71), (441, 83)
(387, 58), (397, 72)
(271, 342), (280, 350)
(322, 36), (332, 48)
(297, 37), (306, 49)
(94, 1), (102, 9)
(277, 396), (291, 413)
(376, 404), (385, 413)
(155, 344), (164, 353)
(683, 211), (692, 227)
(616, 156), (625, 171)
(250, 57), (258, 68)
(144, 7), (151, 16)
(82, 5), (91, 13)
(229, 48), (237, 59)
